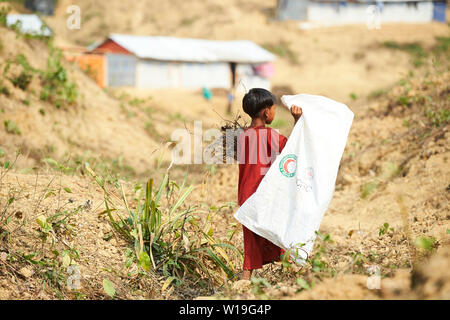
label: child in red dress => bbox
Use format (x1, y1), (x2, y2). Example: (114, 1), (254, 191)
(237, 88), (302, 280)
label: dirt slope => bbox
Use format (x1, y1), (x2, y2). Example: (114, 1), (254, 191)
(0, 26), (163, 175)
(202, 60), (450, 300)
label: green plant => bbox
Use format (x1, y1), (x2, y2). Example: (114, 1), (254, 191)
(40, 46), (78, 108)
(414, 236), (436, 252)
(384, 162), (401, 179)
(2, 49), (77, 108)
(102, 279), (116, 298)
(0, 178), (21, 241)
(349, 251), (367, 271)
(4, 120), (21, 135)
(0, 152), (89, 298)
(129, 98), (146, 106)
(168, 112), (186, 122)
(251, 277), (271, 298)
(360, 181), (377, 199)
(296, 278), (312, 291)
(80, 63), (98, 80)
(425, 108), (450, 128)
(36, 204), (86, 244)
(378, 222), (394, 236)
(87, 166), (240, 290)
(11, 70), (32, 90)
(3, 7), (51, 41)
(12, 247), (79, 297)
(0, 6), (10, 27)
(4, 55), (35, 91)
(304, 231), (334, 277)
(0, 189), (18, 241)
(16, 54), (35, 72)
(66, 154), (137, 181)
(206, 164), (217, 177)
(397, 96), (411, 107)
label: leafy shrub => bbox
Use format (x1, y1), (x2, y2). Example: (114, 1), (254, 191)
(40, 46), (78, 108)
(0, 6), (10, 27)
(11, 71), (32, 90)
(251, 277), (271, 298)
(87, 167), (240, 290)
(2, 48), (78, 108)
(307, 232), (334, 276)
(397, 96), (411, 107)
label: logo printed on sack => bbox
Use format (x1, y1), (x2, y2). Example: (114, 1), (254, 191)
(279, 154), (297, 178)
(297, 167), (314, 192)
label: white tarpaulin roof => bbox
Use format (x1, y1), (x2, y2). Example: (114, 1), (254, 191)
(100, 34), (275, 63)
(6, 14), (52, 37)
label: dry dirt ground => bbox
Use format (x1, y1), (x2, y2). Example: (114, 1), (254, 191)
(201, 68), (450, 300)
(0, 1), (449, 300)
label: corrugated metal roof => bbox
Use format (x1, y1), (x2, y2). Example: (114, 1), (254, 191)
(6, 14), (52, 37)
(96, 34), (275, 63)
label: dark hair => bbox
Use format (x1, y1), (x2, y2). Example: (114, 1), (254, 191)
(242, 88), (276, 118)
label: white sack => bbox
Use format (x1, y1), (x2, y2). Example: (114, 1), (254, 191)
(234, 94), (354, 263)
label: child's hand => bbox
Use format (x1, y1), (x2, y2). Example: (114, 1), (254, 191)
(291, 105), (303, 124)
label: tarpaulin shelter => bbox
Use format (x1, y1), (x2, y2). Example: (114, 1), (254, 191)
(6, 14), (52, 37)
(276, 0), (447, 24)
(87, 34), (276, 90)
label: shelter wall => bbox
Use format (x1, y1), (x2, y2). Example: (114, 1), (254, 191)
(136, 61), (230, 89)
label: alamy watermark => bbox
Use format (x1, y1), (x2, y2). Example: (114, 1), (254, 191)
(66, 5), (81, 30)
(67, 265), (81, 290)
(366, 5), (382, 30)
(366, 265), (381, 290)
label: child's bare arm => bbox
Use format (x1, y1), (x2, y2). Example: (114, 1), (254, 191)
(291, 105), (303, 124)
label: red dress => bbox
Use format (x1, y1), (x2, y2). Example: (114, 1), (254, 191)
(237, 126), (288, 270)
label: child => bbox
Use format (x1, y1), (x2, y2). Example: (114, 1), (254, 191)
(237, 88), (302, 280)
